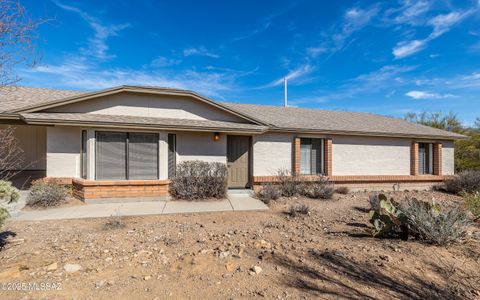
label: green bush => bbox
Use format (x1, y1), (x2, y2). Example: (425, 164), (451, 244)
(256, 183), (282, 204)
(27, 180), (68, 208)
(444, 170), (480, 194)
(0, 181), (20, 230)
(0, 180), (20, 203)
(464, 192), (480, 221)
(170, 161), (228, 200)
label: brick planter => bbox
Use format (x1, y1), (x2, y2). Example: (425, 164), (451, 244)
(72, 178), (170, 201)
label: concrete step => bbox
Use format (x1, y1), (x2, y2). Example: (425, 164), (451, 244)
(227, 189), (254, 196)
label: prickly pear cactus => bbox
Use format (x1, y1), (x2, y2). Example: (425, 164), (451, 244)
(369, 194), (408, 239)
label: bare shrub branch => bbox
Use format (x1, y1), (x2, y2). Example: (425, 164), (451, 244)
(0, 0), (42, 87)
(0, 126), (25, 181)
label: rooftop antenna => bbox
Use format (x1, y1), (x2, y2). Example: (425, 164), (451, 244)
(284, 77), (288, 107)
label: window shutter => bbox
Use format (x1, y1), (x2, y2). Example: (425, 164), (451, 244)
(96, 132), (127, 180)
(168, 134), (176, 178)
(128, 133), (158, 180)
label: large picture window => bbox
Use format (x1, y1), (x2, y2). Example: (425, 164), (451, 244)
(418, 143), (433, 175)
(96, 131), (159, 180)
(300, 138), (325, 175)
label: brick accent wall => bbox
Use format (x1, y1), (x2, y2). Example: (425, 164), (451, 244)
(324, 138), (333, 176)
(410, 142), (419, 176)
(72, 179), (170, 201)
(433, 143), (442, 176)
(293, 137), (301, 175)
(253, 175), (445, 184)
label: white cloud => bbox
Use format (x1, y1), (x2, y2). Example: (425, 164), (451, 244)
(261, 64), (315, 88)
(393, 0), (431, 24)
(405, 90), (456, 99)
(183, 46), (219, 58)
(150, 56), (181, 67)
(393, 40), (427, 58)
(306, 47), (328, 58)
(53, 1), (130, 60)
(23, 59), (237, 98)
(333, 5), (380, 50)
(393, 9), (474, 59)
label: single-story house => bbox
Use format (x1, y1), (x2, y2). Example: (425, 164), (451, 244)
(0, 85), (465, 200)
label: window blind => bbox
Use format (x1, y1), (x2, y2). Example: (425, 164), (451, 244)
(128, 133), (158, 180)
(96, 132), (127, 180)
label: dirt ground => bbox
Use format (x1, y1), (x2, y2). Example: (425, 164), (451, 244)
(1, 191), (479, 300)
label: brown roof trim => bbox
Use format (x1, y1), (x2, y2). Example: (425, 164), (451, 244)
(10, 85), (268, 126)
(269, 127), (467, 140)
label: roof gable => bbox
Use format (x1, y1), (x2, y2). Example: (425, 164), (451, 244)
(10, 85), (266, 125)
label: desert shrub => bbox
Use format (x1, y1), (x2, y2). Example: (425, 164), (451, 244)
(444, 170), (480, 194)
(0, 181), (20, 230)
(169, 161), (227, 200)
(256, 183), (281, 204)
(335, 186), (349, 194)
(276, 169), (302, 197)
(288, 203), (310, 217)
(402, 198), (469, 246)
(27, 179), (68, 208)
(464, 192), (480, 221)
(104, 213), (126, 230)
(305, 177), (335, 199)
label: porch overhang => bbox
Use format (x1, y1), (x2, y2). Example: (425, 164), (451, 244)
(19, 112), (268, 134)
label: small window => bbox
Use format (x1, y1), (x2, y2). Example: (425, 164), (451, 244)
(168, 134), (176, 178)
(81, 130), (87, 179)
(300, 138), (325, 175)
(418, 143), (433, 175)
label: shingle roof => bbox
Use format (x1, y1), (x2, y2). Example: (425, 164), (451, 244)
(222, 103), (466, 139)
(0, 86), (84, 113)
(0, 85), (466, 139)
(20, 113), (268, 132)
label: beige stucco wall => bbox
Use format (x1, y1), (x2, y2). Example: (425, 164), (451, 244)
(0, 125), (46, 170)
(46, 126), (81, 178)
(332, 135), (412, 176)
(253, 132), (294, 176)
(46, 92), (247, 123)
(442, 140), (455, 175)
(176, 131), (227, 164)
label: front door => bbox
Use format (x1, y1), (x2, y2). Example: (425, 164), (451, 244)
(227, 135), (250, 188)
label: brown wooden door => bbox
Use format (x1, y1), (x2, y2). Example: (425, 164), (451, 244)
(227, 135), (250, 188)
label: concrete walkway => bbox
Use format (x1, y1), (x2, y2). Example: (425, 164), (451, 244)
(12, 194), (268, 221)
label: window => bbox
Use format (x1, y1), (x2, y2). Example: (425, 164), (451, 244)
(418, 143), (433, 175)
(168, 134), (176, 178)
(95, 131), (159, 180)
(300, 138), (324, 175)
(81, 130), (87, 179)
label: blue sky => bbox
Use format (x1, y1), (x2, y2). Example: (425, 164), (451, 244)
(18, 0), (480, 124)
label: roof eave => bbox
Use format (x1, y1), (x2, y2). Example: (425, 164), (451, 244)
(269, 127), (467, 140)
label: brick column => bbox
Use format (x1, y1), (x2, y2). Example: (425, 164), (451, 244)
(411, 142), (418, 176)
(324, 138), (333, 176)
(293, 137), (301, 175)
(433, 143), (442, 176)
